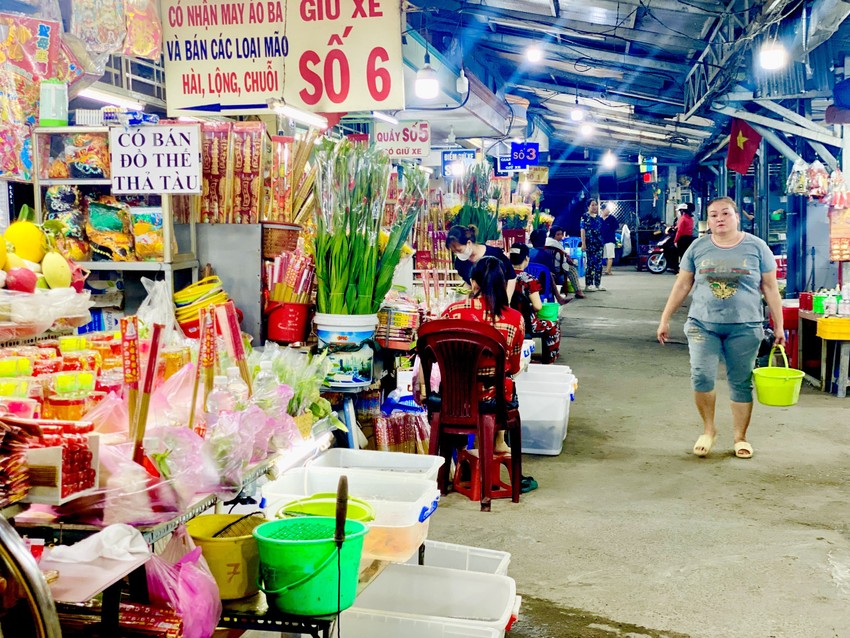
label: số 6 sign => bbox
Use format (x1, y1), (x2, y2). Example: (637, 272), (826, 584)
(374, 121), (430, 158)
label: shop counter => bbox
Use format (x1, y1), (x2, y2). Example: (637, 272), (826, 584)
(798, 311), (850, 397)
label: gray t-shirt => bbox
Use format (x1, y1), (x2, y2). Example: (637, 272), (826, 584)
(680, 234), (776, 324)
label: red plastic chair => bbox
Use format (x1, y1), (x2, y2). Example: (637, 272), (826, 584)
(417, 319), (522, 511)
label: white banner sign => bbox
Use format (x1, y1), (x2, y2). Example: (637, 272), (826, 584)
(162, 0), (404, 116)
(374, 121), (430, 158)
(109, 125), (202, 194)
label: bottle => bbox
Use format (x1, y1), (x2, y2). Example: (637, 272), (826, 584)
(252, 361), (281, 415)
(823, 292), (838, 317)
(206, 375), (234, 413)
(226, 366), (249, 408)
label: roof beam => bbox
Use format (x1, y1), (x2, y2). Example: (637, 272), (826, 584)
(534, 102), (713, 137)
(753, 98), (834, 137)
(712, 105), (844, 147)
(508, 78), (682, 110)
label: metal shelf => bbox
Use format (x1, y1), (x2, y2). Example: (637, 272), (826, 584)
(34, 127), (109, 135)
(37, 178), (112, 186)
(75, 259), (199, 272)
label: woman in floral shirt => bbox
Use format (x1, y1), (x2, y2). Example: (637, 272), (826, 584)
(580, 200), (605, 291)
(509, 243), (560, 361)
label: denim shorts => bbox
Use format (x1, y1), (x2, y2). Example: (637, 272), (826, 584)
(684, 318), (764, 403)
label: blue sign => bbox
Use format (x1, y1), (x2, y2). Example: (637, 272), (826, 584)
(509, 142), (540, 168)
(497, 156), (527, 173)
(441, 149), (477, 178)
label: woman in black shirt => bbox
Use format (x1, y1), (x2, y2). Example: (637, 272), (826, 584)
(446, 225), (517, 299)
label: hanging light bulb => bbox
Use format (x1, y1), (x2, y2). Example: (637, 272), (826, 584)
(580, 123), (594, 137)
(571, 106), (586, 122)
(456, 68), (469, 94)
(601, 150), (617, 169)
(415, 49), (440, 99)
(759, 40), (788, 70)
(526, 46), (543, 63)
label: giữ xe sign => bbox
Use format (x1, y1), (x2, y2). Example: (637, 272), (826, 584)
(374, 122), (430, 157)
(162, 0), (404, 116)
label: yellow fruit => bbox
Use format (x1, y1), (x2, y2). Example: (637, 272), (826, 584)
(3, 254), (24, 272)
(0, 240), (6, 270)
(42, 252), (72, 288)
(4, 221), (46, 264)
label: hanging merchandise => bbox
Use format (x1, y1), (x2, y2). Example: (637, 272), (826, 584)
(829, 208), (850, 262)
(199, 121), (233, 224)
(122, 0), (162, 60)
(786, 159), (809, 195)
(86, 201), (134, 261)
(230, 122), (266, 224)
(807, 160), (829, 200)
(827, 169), (850, 208)
(70, 0), (126, 57)
(43, 185), (91, 261)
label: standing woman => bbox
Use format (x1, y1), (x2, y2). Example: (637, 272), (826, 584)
(446, 225), (517, 299)
(580, 200), (605, 291)
(657, 197), (785, 459)
(674, 203), (696, 262)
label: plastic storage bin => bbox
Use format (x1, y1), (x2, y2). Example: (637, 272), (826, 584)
(340, 610), (500, 638)
(262, 467), (440, 562)
(518, 371), (577, 400)
(516, 379), (570, 455)
(308, 448), (444, 481)
(404, 540), (511, 576)
(351, 563), (516, 637)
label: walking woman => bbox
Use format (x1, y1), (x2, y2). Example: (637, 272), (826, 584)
(657, 197), (785, 459)
(580, 200), (605, 291)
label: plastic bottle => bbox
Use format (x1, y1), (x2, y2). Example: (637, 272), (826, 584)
(206, 375), (235, 413)
(226, 366), (250, 408)
(251, 361), (281, 415)
(823, 292), (838, 317)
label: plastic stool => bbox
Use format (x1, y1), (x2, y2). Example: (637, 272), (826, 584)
(453, 449), (515, 501)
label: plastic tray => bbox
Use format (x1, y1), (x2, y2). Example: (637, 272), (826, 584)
(351, 563), (516, 637)
(404, 540), (511, 576)
(262, 467), (440, 562)
(340, 610), (500, 638)
(308, 448), (444, 481)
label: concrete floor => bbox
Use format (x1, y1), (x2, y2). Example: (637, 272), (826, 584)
(428, 269), (850, 638)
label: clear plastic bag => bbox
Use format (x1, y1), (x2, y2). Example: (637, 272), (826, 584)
(137, 278), (180, 344)
(146, 527), (221, 638)
(204, 411), (253, 499)
(83, 391), (129, 434)
(145, 427), (219, 508)
(0, 288), (93, 334)
(150, 362), (203, 429)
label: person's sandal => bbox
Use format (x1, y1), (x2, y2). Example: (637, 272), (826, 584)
(520, 475), (538, 493)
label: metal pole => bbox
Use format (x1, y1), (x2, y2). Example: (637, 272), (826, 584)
(757, 140), (769, 242)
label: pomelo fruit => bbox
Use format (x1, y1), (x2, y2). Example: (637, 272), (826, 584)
(4, 221), (46, 264)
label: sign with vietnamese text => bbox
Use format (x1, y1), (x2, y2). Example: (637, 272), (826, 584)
(497, 156), (527, 173)
(109, 125), (202, 194)
(510, 142), (539, 169)
(524, 166), (549, 184)
(441, 149), (476, 178)
(374, 121), (430, 158)
(161, 0), (404, 116)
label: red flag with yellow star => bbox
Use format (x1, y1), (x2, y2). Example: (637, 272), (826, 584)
(726, 118), (762, 174)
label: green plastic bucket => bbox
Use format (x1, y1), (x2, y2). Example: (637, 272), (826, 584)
(253, 517), (368, 616)
(538, 302), (559, 322)
(274, 493), (375, 523)
(753, 345), (804, 407)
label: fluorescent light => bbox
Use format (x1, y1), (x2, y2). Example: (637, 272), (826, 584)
(78, 87), (143, 110)
(601, 150), (617, 169)
(415, 52), (440, 100)
(580, 123), (594, 137)
(526, 46), (543, 63)
(267, 98), (328, 129)
(759, 41), (788, 70)
(372, 111), (399, 125)
(570, 107), (586, 122)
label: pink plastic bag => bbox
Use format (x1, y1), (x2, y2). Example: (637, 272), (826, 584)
(150, 362), (204, 429)
(146, 526), (221, 638)
(83, 392), (129, 434)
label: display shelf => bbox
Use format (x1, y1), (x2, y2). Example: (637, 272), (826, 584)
(1, 502), (26, 520)
(39, 179), (112, 187)
(75, 259), (199, 272)
(23, 487), (99, 507)
(35, 126), (108, 135)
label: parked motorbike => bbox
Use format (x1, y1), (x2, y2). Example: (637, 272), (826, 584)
(647, 227), (676, 274)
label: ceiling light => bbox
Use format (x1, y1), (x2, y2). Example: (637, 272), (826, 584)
(450, 161), (464, 177)
(415, 51), (440, 100)
(78, 87), (143, 110)
(759, 41), (788, 70)
(372, 111), (399, 125)
(267, 98), (329, 129)
(601, 150), (617, 169)
(456, 68), (469, 94)
(580, 123), (594, 137)
(526, 46), (543, 63)
(570, 107), (586, 122)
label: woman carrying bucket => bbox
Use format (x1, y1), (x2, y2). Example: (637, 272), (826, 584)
(656, 197), (785, 460)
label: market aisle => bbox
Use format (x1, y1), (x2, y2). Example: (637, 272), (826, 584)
(429, 269), (850, 638)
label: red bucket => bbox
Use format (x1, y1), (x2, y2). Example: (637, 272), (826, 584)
(799, 292), (813, 311)
(266, 302), (313, 343)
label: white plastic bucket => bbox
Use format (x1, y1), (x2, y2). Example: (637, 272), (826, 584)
(314, 313), (378, 389)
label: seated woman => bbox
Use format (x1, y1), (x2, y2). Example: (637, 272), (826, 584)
(440, 256), (525, 454)
(529, 228), (584, 300)
(509, 243), (561, 363)
(446, 225), (517, 299)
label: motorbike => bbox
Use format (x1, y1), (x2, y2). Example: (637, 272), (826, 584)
(646, 227), (677, 274)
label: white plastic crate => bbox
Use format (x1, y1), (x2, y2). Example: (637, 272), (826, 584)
(516, 380), (569, 455)
(340, 610), (500, 637)
(404, 540), (511, 576)
(308, 448), (444, 481)
(351, 564), (516, 637)
(262, 467), (440, 562)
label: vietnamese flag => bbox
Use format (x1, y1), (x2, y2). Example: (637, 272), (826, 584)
(726, 118), (762, 174)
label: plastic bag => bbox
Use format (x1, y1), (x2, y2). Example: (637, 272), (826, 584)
(149, 362), (203, 429)
(83, 391), (128, 434)
(131, 207), (165, 260)
(87, 201), (133, 261)
(100, 443), (175, 526)
(145, 427), (219, 507)
(621, 223), (632, 257)
(71, 0), (127, 56)
(44, 185), (91, 261)
(786, 159), (809, 195)
(146, 527), (221, 638)
(0, 288), (93, 335)
(204, 411), (253, 499)
(808, 160), (829, 200)
(137, 278), (180, 344)
(123, 0), (163, 60)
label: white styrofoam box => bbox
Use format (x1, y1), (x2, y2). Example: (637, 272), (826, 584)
(308, 448), (444, 481)
(516, 383), (569, 455)
(73, 109), (104, 126)
(404, 540), (511, 576)
(351, 564), (516, 637)
(262, 467), (440, 562)
(340, 610), (500, 638)
(528, 363), (571, 375)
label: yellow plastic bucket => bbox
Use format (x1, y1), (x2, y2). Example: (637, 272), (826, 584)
(186, 514), (265, 600)
(753, 345), (804, 407)
(275, 493), (375, 523)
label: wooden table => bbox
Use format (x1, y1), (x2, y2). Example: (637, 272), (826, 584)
(798, 310), (850, 397)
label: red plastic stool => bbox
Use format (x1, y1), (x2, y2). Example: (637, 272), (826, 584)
(453, 449), (515, 501)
